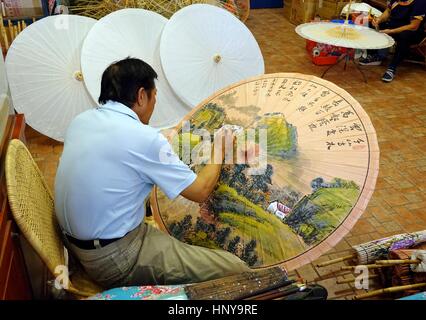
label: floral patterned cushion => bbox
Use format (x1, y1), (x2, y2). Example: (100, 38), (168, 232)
(88, 285), (188, 300)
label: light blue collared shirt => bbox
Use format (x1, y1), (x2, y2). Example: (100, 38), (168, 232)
(54, 101), (196, 240)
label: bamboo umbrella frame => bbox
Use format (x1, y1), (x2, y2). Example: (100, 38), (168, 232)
(69, 0), (250, 21)
(316, 230), (426, 268)
(0, 14), (31, 56)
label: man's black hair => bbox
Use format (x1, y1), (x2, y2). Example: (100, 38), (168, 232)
(98, 58), (158, 108)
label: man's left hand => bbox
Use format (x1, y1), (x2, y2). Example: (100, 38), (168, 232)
(380, 29), (394, 34)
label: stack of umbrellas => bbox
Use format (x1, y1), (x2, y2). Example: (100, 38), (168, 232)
(354, 246), (426, 300)
(316, 230), (426, 299)
(5, 4), (264, 141)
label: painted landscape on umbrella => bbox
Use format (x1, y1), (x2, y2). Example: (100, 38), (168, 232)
(155, 76), (370, 268)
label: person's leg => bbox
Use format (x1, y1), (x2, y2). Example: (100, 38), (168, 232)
(383, 30), (425, 82)
(388, 30), (425, 70)
(377, 48), (389, 60)
(64, 225), (144, 289)
(126, 224), (252, 286)
(358, 48), (387, 65)
(359, 22), (397, 65)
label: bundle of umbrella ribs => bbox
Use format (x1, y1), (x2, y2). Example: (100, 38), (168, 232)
(184, 266), (327, 300)
(316, 230), (426, 299)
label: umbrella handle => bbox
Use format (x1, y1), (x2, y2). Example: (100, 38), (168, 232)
(345, 0), (353, 23)
(376, 259), (421, 265)
(336, 274), (378, 284)
(316, 254), (356, 267)
(353, 283), (426, 300)
(341, 264), (386, 270)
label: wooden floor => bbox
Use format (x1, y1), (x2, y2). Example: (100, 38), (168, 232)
(25, 8), (426, 299)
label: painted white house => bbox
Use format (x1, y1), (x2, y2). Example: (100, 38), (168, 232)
(267, 201), (292, 220)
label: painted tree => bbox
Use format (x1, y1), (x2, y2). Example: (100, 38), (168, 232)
(311, 177), (324, 191)
(169, 215), (193, 241)
(195, 217), (216, 236)
(242, 239), (258, 266)
(228, 236), (241, 255)
(216, 227), (231, 247)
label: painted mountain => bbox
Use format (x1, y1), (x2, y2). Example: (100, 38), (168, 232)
(285, 178), (360, 245)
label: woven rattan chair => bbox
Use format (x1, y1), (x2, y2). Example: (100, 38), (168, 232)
(5, 139), (103, 298)
(407, 36), (426, 68)
(406, 26), (426, 68)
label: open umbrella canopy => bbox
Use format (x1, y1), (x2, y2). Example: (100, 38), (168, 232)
(151, 73), (379, 271)
(81, 8), (190, 129)
(296, 22), (395, 50)
(341, 3), (383, 18)
(5, 15), (97, 142)
(160, 4), (264, 108)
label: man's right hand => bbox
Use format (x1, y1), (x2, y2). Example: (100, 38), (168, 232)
(180, 127), (235, 203)
(213, 126), (236, 164)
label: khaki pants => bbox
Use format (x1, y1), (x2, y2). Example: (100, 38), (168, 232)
(65, 223), (251, 289)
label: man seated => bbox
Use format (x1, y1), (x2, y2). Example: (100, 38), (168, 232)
(54, 58), (251, 289)
(359, 0), (426, 82)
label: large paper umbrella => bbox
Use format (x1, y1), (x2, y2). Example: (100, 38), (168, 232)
(160, 4), (264, 108)
(5, 15), (97, 142)
(296, 22), (395, 50)
(81, 8), (190, 129)
(151, 73), (379, 271)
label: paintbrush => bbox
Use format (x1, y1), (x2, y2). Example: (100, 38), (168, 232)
(240, 279), (296, 300)
(252, 283), (307, 300)
(353, 282), (426, 300)
(376, 259), (421, 265)
(245, 283), (303, 300)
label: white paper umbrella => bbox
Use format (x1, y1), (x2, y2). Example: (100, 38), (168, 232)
(341, 3), (382, 18)
(160, 4), (264, 108)
(296, 22), (395, 50)
(81, 8), (189, 129)
(5, 15), (97, 142)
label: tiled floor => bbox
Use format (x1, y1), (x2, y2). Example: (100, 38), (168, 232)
(25, 8), (426, 299)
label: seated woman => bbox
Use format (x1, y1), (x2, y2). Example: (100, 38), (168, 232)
(359, 0), (426, 82)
